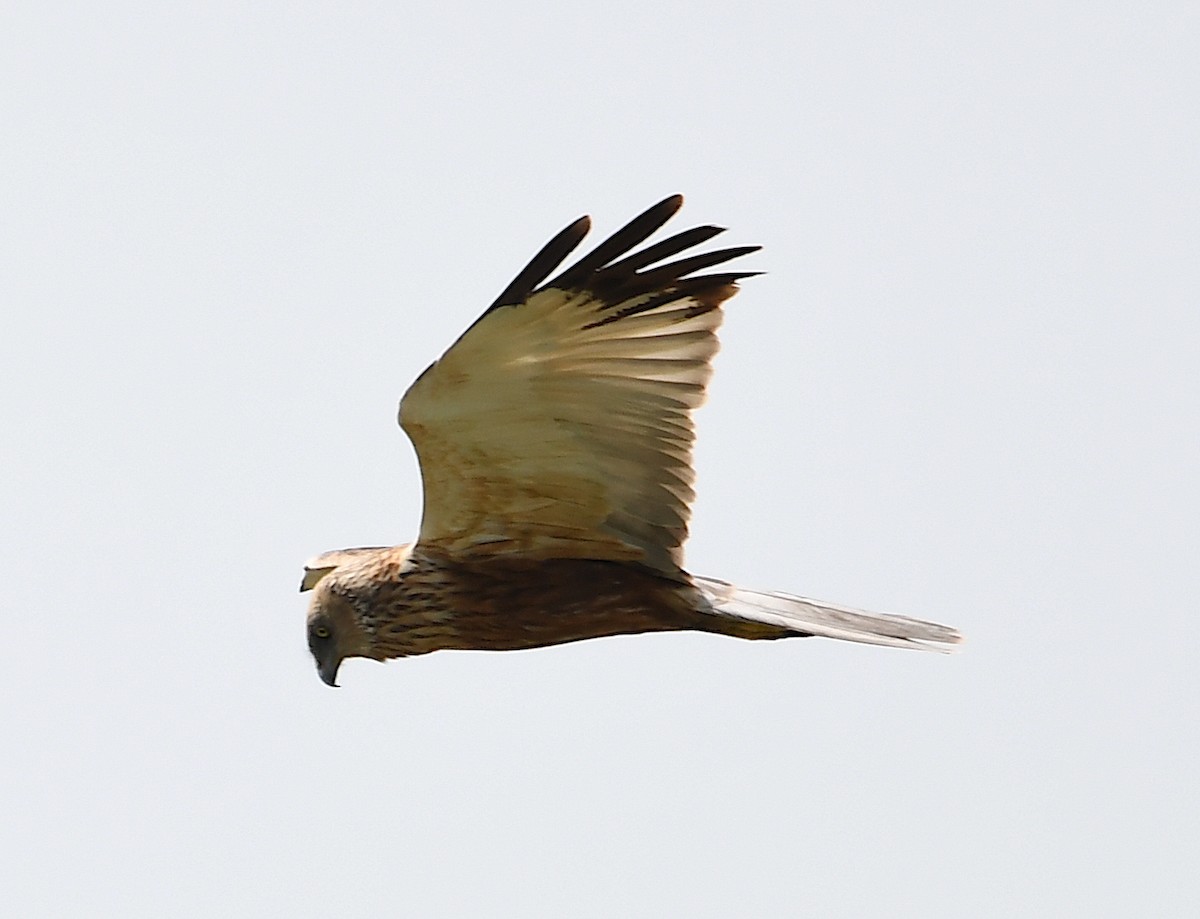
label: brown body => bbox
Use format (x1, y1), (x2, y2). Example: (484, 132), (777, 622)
(309, 547), (786, 670)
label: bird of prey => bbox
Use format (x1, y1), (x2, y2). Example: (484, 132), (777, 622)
(301, 195), (961, 686)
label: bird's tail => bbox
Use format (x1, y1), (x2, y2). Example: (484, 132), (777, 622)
(694, 576), (963, 652)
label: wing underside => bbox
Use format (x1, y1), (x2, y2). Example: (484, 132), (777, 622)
(399, 196), (760, 575)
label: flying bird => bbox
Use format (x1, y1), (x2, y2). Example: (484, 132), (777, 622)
(301, 195), (961, 686)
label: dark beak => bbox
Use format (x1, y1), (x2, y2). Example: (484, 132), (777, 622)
(317, 655), (341, 688)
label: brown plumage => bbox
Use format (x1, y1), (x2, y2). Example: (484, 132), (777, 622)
(301, 195), (962, 686)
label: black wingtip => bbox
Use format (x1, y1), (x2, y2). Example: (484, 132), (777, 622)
(485, 214), (592, 313)
(547, 195), (687, 291)
(479, 195), (758, 323)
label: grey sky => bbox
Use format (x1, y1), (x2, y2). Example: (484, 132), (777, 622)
(3, 2), (1197, 916)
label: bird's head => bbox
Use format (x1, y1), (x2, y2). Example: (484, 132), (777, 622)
(304, 579), (376, 687)
(299, 545), (411, 686)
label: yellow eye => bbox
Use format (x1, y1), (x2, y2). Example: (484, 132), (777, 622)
(314, 626), (331, 639)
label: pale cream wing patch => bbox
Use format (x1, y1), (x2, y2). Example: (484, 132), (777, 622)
(398, 195), (759, 577)
(400, 288), (733, 574)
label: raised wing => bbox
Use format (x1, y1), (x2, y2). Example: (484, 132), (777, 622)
(399, 195), (759, 577)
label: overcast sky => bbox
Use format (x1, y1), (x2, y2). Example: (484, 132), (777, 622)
(3, 2), (1197, 916)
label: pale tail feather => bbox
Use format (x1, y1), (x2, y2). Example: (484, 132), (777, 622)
(695, 576), (963, 652)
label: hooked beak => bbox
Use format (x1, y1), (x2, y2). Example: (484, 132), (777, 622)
(317, 655), (341, 688)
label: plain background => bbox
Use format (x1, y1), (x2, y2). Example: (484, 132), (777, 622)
(3, 2), (1197, 916)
